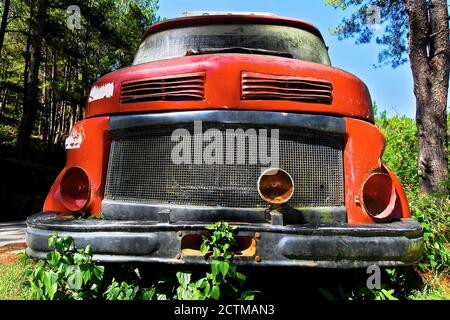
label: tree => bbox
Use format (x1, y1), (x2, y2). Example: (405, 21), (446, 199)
(8, 0), (159, 154)
(15, 0), (48, 156)
(326, 0), (449, 194)
(0, 0), (11, 54)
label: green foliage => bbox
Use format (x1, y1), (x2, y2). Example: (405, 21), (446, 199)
(102, 266), (165, 300)
(72, 211), (105, 220)
(409, 191), (450, 273)
(318, 268), (400, 300)
(24, 224), (255, 301)
(26, 232), (104, 300)
(0, 0), (160, 149)
(374, 104), (450, 275)
(375, 108), (419, 190)
(0, 253), (36, 300)
(318, 266), (448, 301)
(176, 222), (256, 300)
(200, 221), (238, 260)
(104, 279), (140, 300)
(0, 124), (17, 148)
(325, 0), (409, 68)
(315, 107), (450, 300)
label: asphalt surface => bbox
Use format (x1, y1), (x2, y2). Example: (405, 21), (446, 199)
(0, 220), (26, 246)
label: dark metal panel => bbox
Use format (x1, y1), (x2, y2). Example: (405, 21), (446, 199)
(26, 212), (423, 238)
(100, 200), (347, 223)
(26, 213), (424, 268)
(109, 110), (345, 136)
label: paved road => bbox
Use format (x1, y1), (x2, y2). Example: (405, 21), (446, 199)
(0, 220), (26, 246)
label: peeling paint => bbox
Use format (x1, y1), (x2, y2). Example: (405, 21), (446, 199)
(64, 125), (85, 149)
(88, 82), (114, 102)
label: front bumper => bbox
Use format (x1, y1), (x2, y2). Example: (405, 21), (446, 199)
(26, 212), (423, 269)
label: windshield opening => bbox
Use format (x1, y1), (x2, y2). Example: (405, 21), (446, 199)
(133, 23), (331, 65)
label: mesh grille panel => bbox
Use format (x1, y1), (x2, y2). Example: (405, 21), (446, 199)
(104, 125), (344, 208)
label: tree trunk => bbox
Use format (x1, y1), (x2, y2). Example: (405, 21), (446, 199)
(0, 86), (8, 116)
(404, 0), (449, 194)
(0, 0), (11, 54)
(15, 0), (48, 156)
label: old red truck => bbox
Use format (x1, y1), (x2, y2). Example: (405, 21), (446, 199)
(26, 12), (423, 268)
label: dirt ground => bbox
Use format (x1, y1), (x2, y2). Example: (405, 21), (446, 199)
(0, 242), (27, 264)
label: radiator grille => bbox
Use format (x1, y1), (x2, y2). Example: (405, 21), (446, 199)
(104, 124), (344, 208)
(120, 72), (205, 103)
(241, 71), (332, 104)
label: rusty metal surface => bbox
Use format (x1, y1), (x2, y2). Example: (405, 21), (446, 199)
(103, 123), (344, 209)
(134, 23), (330, 65)
(120, 72), (205, 103)
(85, 54), (373, 122)
(142, 14), (326, 42)
(241, 71), (332, 104)
(26, 212), (424, 268)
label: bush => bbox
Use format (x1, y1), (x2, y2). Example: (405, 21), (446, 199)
(408, 191), (450, 273)
(376, 109), (419, 190)
(175, 222), (255, 300)
(25, 222), (256, 300)
(26, 233), (105, 300)
(375, 107), (450, 275)
(370, 105), (450, 299)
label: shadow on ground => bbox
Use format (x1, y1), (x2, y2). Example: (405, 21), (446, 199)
(101, 263), (425, 300)
(0, 144), (64, 221)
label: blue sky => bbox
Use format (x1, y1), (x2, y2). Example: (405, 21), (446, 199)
(157, 0), (420, 118)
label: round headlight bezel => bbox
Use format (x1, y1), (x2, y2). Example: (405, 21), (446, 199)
(60, 166), (91, 212)
(257, 168), (294, 205)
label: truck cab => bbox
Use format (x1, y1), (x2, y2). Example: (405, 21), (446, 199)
(26, 12), (423, 268)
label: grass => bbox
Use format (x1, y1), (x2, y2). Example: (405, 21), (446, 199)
(0, 252), (38, 300)
(409, 270), (450, 300)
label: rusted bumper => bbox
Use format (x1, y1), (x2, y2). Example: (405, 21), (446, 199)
(26, 212), (423, 268)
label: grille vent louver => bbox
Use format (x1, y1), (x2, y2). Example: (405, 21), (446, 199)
(241, 72), (332, 104)
(120, 72), (205, 103)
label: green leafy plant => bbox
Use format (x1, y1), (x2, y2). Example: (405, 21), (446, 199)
(26, 232), (104, 300)
(102, 266), (168, 300)
(376, 109), (419, 190)
(409, 191), (450, 273)
(104, 279), (140, 300)
(72, 211), (105, 220)
(375, 105), (450, 275)
(175, 221), (256, 300)
(318, 268), (400, 301)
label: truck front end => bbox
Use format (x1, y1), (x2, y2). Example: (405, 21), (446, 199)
(26, 14), (423, 268)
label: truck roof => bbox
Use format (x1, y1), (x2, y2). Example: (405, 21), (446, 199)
(143, 13), (325, 42)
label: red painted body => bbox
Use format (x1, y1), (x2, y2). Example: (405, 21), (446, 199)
(86, 54), (373, 121)
(44, 14), (410, 224)
(44, 117), (111, 217)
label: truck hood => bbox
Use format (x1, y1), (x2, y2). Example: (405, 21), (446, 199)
(85, 54), (373, 122)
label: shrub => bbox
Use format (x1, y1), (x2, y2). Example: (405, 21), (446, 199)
(374, 107), (450, 275)
(26, 232), (104, 300)
(26, 222), (256, 300)
(408, 191), (450, 273)
(375, 109), (419, 190)
(175, 222), (255, 300)
(370, 105), (450, 298)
